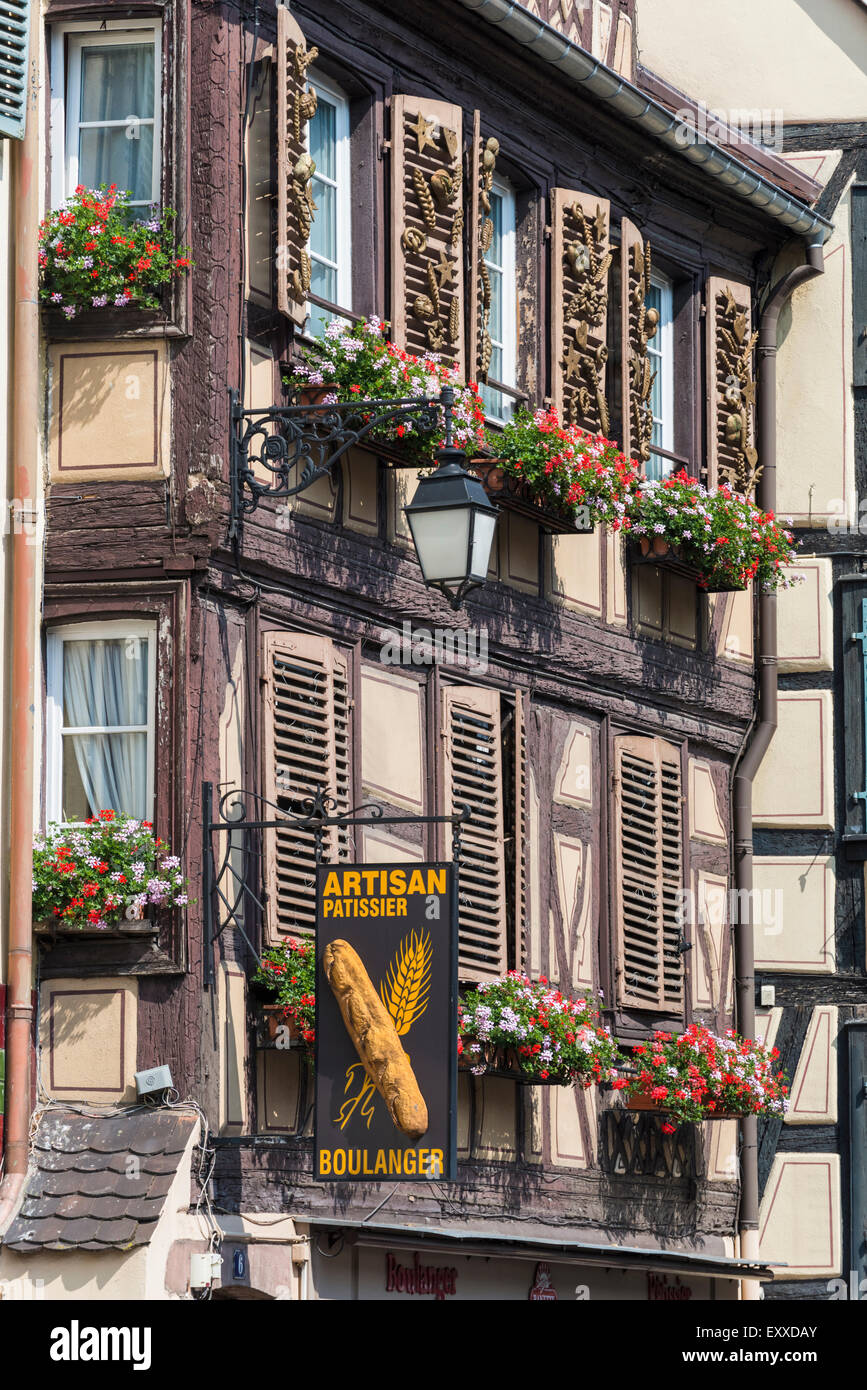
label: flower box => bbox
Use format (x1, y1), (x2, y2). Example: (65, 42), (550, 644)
(295, 381), (339, 408)
(459, 1040), (579, 1086)
(625, 1093), (740, 1121)
(467, 458), (594, 536)
(630, 536), (747, 593)
(34, 907), (159, 941)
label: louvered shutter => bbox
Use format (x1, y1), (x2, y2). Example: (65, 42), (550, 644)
(442, 685), (506, 981)
(0, 0), (30, 140)
(613, 735), (685, 1013)
(276, 6), (318, 325)
(467, 111), (500, 384)
(706, 277), (759, 494)
(550, 189), (612, 434)
(262, 631), (352, 942)
(390, 95), (464, 370)
(513, 689), (526, 973)
(619, 219), (655, 467)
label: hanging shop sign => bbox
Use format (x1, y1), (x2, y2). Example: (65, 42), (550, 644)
(315, 862), (458, 1182)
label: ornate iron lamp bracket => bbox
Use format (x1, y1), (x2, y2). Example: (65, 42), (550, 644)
(228, 384), (457, 542)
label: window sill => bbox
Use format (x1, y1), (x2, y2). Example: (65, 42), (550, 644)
(41, 305), (189, 342)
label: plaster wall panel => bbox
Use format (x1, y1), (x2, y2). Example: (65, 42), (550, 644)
(551, 1085), (588, 1168)
(361, 666), (424, 812)
(342, 449), (379, 536)
(257, 1050), (304, 1133)
(219, 964), (248, 1135)
(605, 532), (628, 626)
(689, 759), (726, 844)
(753, 857), (836, 974)
(755, 1007), (783, 1055)
(706, 1121), (738, 1182)
(777, 559), (833, 672)
(547, 528), (603, 616)
(786, 1006), (838, 1125)
(474, 1076), (517, 1160)
(501, 511), (540, 595)
(636, 0), (866, 120)
(41, 977), (138, 1103)
(718, 587), (754, 665)
(759, 1154), (841, 1279)
(691, 870), (730, 1015)
(777, 221), (853, 526)
(361, 827), (424, 863)
(753, 692), (834, 828)
(49, 342), (171, 482)
(554, 723), (593, 809)
(552, 834), (593, 991)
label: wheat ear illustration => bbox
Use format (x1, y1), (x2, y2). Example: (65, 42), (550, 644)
(380, 929), (432, 1036)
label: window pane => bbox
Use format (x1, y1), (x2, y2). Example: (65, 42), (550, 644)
(63, 732), (149, 821)
(80, 44), (155, 123)
(310, 259), (337, 305)
(62, 637), (149, 728)
(78, 124), (154, 202)
(488, 192), (502, 267)
(310, 178), (337, 263)
(308, 98), (336, 182)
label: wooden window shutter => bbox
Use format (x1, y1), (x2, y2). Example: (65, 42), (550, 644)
(390, 95), (464, 371)
(706, 277), (759, 493)
(550, 189), (612, 434)
(512, 689), (527, 972)
(619, 219), (655, 467)
(0, 0), (29, 141)
(442, 685), (507, 981)
(467, 110), (500, 384)
(276, 6), (318, 325)
(613, 734), (685, 1014)
(262, 631), (352, 941)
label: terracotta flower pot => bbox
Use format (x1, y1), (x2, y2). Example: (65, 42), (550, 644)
(467, 458), (594, 536)
(263, 1004), (301, 1043)
(298, 381), (338, 407)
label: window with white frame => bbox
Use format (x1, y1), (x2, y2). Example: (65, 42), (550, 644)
(306, 70), (351, 335)
(645, 271), (674, 481)
(46, 621), (156, 825)
(480, 175), (517, 424)
(50, 21), (161, 209)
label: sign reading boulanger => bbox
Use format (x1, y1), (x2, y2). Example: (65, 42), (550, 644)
(315, 862), (457, 1182)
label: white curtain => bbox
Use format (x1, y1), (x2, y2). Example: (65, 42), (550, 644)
(63, 638), (148, 820)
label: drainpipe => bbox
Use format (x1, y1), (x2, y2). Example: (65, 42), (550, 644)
(732, 240), (824, 1296)
(0, 0), (40, 1235)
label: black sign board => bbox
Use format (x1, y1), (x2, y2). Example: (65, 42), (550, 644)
(315, 861), (457, 1182)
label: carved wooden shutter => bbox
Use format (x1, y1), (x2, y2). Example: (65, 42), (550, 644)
(0, 0), (29, 140)
(706, 277), (759, 494)
(442, 685), (507, 980)
(276, 6), (318, 325)
(620, 219), (655, 466)
(262, 631), (352, 941)
(613, 735), (685, 1013)
(467, 111), (500, 384)
(390, 96), (464, 370)
(550, 189), (612, 434)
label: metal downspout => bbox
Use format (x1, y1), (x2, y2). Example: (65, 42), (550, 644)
(733, 241), (825, 1296)
(0, 0), (40, 1235)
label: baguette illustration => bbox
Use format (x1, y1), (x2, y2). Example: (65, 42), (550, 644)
(324, 939), (429, 1141)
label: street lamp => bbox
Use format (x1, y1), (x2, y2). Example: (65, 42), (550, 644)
(230, 381), (499, 608)
(404, 446), (499, 609)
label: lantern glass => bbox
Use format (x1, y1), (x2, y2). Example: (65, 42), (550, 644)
(404, 451), (499, 606)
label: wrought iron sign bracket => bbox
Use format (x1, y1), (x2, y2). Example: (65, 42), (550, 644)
(228, 384), (457, 543)
(201, 781), (471, 989)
